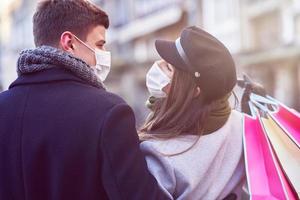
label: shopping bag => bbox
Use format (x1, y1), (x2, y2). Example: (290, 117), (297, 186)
(266, 96), (300, 147)
(243, 110), (297, 200)
(249, 94), (300, 198)
(260, 116), (300, 198)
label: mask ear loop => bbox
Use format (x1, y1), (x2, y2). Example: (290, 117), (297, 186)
(72, 34), (95, 53)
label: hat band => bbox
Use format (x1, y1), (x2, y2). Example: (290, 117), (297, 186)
(175, 38), (192, 68)
(175, 38), (201, 78)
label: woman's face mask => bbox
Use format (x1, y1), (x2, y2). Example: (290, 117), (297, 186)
(146, 60), (174, 98)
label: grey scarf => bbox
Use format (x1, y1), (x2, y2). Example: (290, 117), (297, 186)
(17, 45), (104, 89)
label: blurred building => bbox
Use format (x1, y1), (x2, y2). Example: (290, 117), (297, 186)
(1, 0), (300, 126)
(200, 0), (300, 109)
(236, 0), (300, 110)
(0, 0), (35, 90)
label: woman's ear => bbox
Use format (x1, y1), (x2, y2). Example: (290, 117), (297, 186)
(194, 86), (201, 98)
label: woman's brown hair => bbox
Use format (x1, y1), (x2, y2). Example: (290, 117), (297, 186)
(139, 67), (214, 154)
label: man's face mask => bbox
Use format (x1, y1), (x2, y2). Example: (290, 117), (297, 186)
(146, 62), (171, 98)
(73, 34), (111, 82)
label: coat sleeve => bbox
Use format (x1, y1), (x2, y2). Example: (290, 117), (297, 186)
(99, 103), (169, 200)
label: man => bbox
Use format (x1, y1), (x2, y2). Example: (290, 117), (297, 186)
(0, 1), (168, 199)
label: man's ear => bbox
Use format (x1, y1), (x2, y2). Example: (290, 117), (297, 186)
(60, 31), (75, 53)
(194, 86), (201, 98)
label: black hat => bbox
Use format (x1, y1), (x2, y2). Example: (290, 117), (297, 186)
(155, 26), (237, 101)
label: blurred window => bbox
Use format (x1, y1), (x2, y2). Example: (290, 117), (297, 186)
(134, 0), (180, 17)
(213, 0), (240, 25)
(113, 0), (131, 27)
(250, 10), (281, 50)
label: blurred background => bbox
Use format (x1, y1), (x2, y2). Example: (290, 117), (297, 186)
(1, 0), (300, 126)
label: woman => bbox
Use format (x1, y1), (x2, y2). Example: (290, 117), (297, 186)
(139, 26), (246, 200)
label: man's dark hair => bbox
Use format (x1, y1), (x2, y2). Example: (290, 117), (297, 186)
(33, 0), (109, 47)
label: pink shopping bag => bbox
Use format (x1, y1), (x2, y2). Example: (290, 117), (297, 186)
(270, 102), (300, 148)
(243, 114), (298, 200)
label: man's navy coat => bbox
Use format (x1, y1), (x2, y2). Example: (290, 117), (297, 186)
(0, 67), (167, 200)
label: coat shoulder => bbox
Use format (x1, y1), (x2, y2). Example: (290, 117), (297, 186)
(81, 85), (127, 109)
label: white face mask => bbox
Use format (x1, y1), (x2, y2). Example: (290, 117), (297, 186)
(146, 62), (171, 98)
(93, 49), (111, 82)
(73, 35), (111, 82)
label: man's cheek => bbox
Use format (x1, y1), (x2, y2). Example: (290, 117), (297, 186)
(89, 53), (97, 66)
(81, 51), (95, 67)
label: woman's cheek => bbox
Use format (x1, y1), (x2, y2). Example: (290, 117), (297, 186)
(162, 83), (171, 95)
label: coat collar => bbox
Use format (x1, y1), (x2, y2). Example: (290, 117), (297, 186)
(9, 67), (105, 90)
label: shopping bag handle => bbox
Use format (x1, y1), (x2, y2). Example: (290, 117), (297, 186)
(249, 94), (279, 116)
(237, 74), (279, 116)
(237, 74), (267, 97)
(250, 93), (277, 106)
(248, 101), (258, 117)
(237, 74), (270, 115)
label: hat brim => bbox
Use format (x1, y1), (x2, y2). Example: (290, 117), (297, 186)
(155, 39), (189, 72)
